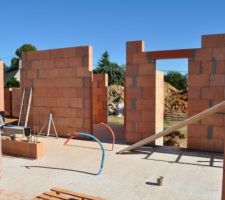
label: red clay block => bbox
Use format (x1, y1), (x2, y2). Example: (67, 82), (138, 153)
(210, 74), (225, 86)
(202, 34), (225, 48)
(187, 124), (207, 139)
(126, 87), (142, 98)
(188, 99), (209, 112)
(188, 60), (201, 74)
(138, 64), (155, 75)
(39, 69), (59, 79)
(201, 61), (212, 74)
(213, 48), (225, 60)
(126, 41), (144, 54)
(188, 87), (202, 100)
(142, 87), (154, 99)
(201, 87), (225, 100)
(201, 114), (224, 126)
(213, 126), (224, 139)
(137, 76), (155, 87)
(188, 75), (209, 86)
(195, 48), (213, 61)
(133, 52), (150, 64)
(126, 64), (139, 76)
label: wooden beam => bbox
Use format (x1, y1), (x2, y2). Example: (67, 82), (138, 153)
(51, 187), (104, 200)
(117, 101), (225, 154)
(148, 48), (196, 60)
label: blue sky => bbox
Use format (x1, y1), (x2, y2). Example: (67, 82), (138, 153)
(1, 0), (225, 72)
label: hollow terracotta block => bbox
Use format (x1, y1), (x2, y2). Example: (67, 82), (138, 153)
(202, 34), (225, 48)
(21, 46), (93, 137)
(1, 138), (43, 159)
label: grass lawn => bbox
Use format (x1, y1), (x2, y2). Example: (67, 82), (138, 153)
(108, 115), (124, 125)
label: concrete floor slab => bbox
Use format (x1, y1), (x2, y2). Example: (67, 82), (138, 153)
(0, 137), (223, 200)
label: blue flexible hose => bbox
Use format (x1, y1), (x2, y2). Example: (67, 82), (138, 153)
(71, 132), (106, 175)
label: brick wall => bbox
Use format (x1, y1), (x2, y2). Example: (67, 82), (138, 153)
(4, 88), (22, 117)
(0, 61), (4, 113)
(93, 73), (108, 124)
(12, 88), (22, 118)
(125, 41), (164, 144)
(21, 46), (93, 136)
(188, 34), (225, 152)
(4, 89), (10, 116)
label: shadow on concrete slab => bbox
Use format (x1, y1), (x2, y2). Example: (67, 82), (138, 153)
(145, 181), (159, 186)
(119, 145), (223, 168)
(65, 144), (112, 152)
(23, 165), (98, 176)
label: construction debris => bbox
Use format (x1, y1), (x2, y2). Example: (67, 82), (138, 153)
(108, 83), (188, 116)
(108, 85), (124, 115)
(164, 82), (188, 115)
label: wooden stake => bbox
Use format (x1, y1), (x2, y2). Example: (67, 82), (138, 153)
(18, 89), (25, 126)
(25, 88), (32, 127)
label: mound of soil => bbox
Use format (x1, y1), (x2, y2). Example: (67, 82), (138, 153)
(107, 82), (188, 116)
(164, 82), (188, 114)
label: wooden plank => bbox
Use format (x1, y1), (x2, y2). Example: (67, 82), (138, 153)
(25, 87), (32, 127)
(44, 191), (80, 200)
(51, 187), (104, 200)
(18, 88), (25, 126)
(117, 100), (225, 154)
(37, 194), (58, 200)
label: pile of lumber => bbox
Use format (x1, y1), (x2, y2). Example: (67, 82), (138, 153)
(34, 187), (104, 200)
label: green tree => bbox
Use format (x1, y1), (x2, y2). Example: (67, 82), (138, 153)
(96, 51), (110, 70)
(16, 44), (37, 59)
(164, 71), (187, 90)
(10, 57), (20, 68)
(6, 77), (20, 88)
(94, 51), (125, 85)
(10, 44), (37, 68)
(3, 63), (8, 71)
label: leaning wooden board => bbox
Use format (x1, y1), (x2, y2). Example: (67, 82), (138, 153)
(33, 187), (105, 200)
(118, 100), (225, 154)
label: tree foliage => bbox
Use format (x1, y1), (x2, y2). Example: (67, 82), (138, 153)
(94, 51), (125, 85)
(10, 44), (37, 69)
(164, 71), (187, 90)
(6, 77), (20, 88)
(15, 44), (37, 59)
(10, 57), (20, 68)
(3, 63), (8, 71)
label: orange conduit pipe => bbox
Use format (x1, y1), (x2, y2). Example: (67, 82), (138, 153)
(98, 122), (115, 151)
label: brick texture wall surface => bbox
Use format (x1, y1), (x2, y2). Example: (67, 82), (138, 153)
(4, 88), (22, 118)
(93, 73), (108, 124)
(0, 61), (4, 113)
(4, 89), (10, 116)
(125, 41), (164, 144)
(188, 34), (225, 152)
(12, 88), (22, 118)
(21, 46), (93, 136)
